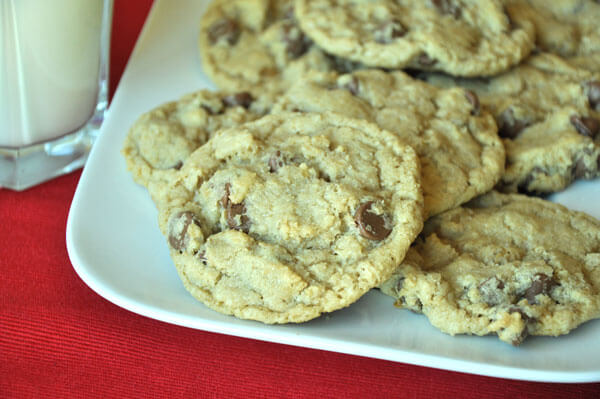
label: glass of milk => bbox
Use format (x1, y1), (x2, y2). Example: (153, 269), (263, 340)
(0, 0), (113, 190)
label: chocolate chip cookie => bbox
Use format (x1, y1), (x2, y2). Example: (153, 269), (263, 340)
(199, 0), (362, 97)
(156, 112), (424, 323)
(380, 191), (600, 345)
(293, 0), (536, 76)
(272, 69), (505, 217)
(424, 53), (600, 194)
(122, 90), (269, 201)
(511, 0), (600, 71)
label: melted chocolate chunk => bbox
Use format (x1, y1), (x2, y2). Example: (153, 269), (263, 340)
(503, 6), (517, 31)
(571, 150), (597, 180)
(374, 19), (406, 44)
(464, 90), (480, 116)
(354, 201), (392, 241)
(517, 167), (547, 196)
(201, 104), (218, 115)
(417, 53), (436, 67)
(508, 307), (531, 346)
(168, 211), (200, 251)
(222, 92), (254, 109)
(395, 276), (405, 293)
(413, 298), (423, 313)
(282, 22), (309, 58)
(198, 251), (207, 265)
(572, 157), (589, 179)
(497, 108), (528, 139)
(341, 76), (360, 95)
(208, 18), (240, 45)
(326, 54), (362, 74)
(220, 183), (231, 208)
(431, 0), (461, 18)
(587, 81), (600, 111)
(523, 273), (555, 305)
(509, 306), (531, 323)
(221, 183), (250, 233)
(478, 276), (505, 306)
(268, 151), (284, 173)
(227, 203), (249, 232)
(570, 115), (600, 138)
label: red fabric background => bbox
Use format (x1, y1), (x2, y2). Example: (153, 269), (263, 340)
(1, 1), (599, 397)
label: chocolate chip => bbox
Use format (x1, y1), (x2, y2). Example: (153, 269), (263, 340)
(523, 273), (555, 305)
(587, 81), (600, 111)
(319, 172), (331, 183)
(478, 276), (505, 306)
(413, 298), (423, 313)
(508, 307), (531, 346)
(168, 211), (200, 252)
(268, 151), (284, 173)
(516, 167), (543, 195)
(208, 18), (240, 45)
(417, 53), (436, 67)
(220, 183), (231, 208)
(497, 108), (528, 139)
(431, 0), (461, 18)
(464, 90), (480, 116)
(201, 104), (218, 115)
(221, 183), (250, 233)
(198, 251), (207, 265)
(282, 22), (309, 59)
(326, 54), (361, 74)
(502, 6), (518, 31)
(572, 158), (588, 179)
(570, 115), (600, 138)
(509, 306), (530, 323)
(374, 19), (406, 44)
(341, 76), (360, 95)
(222, 92), (253, 109)
(395, 277), (405, 293)
(227, 203), (249, 232)
(354, 201), (392, 241)
(571, 151), (597, 180)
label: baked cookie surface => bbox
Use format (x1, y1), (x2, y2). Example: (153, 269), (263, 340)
(199, 0), (361, 97)
(273, 69), (505, 217)
(424, 53), (600, 194)
(512, 0), (600, 68)
(156, 112), (424, 323)
(380, 191), (600, 345)
(122, 90), (268, 201)
(294, 0), (535, 76)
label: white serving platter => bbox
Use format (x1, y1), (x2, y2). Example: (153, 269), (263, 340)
(66, 0), (600, 383)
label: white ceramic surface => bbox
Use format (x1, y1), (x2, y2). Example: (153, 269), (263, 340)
(66, 0), (600, 383)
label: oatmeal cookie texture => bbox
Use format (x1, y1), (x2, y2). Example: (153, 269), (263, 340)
(122, 90), (269, 202)
(155, 112), (423, 323)
(199, 0), (363, 98)
(511, 0), (600, 71)
(380, 191), (600, 346)
(424, 53), (600, 194)
(273, 69), (504, 217)
(293, 0), (535, 76)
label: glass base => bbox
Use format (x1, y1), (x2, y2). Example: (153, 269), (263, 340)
(0, 0), (113, 192)
(0, 116), (102, 191)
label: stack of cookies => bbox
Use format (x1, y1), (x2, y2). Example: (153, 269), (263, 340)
(122, 0), (600, 346)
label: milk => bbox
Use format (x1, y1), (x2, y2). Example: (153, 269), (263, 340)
(0, 0), (104, 147)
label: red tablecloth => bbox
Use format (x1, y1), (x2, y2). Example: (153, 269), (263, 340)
(2, 1), (599, 397)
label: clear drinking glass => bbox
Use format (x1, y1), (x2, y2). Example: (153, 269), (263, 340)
(0, 0), (113, 190)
